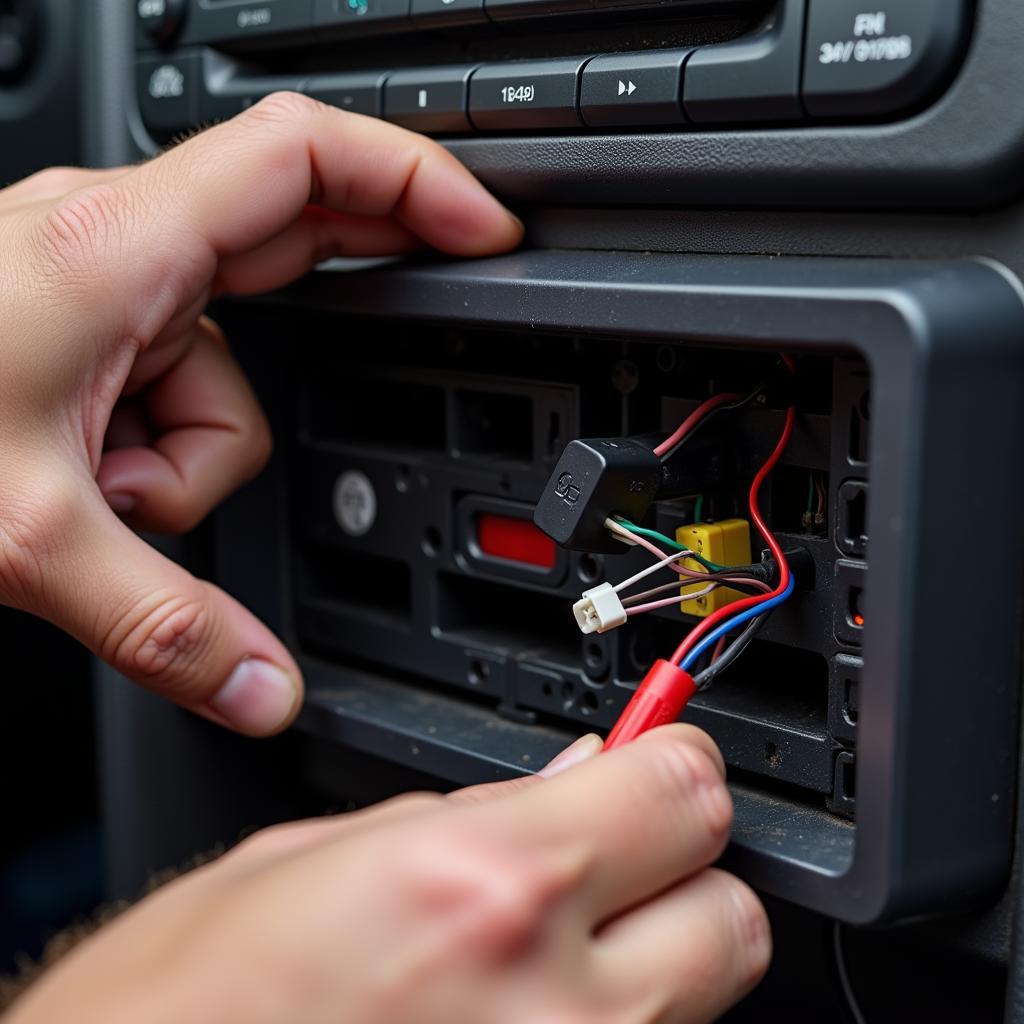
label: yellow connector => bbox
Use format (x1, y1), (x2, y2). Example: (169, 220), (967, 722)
(676, 519), (752, 618)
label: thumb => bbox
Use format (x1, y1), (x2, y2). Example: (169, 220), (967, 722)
(7, 470), (301, 736)
(447, 733), (604, 807)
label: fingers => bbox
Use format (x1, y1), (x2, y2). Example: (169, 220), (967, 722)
(594, 869), (771, 1024)
(4, 473), (302, 735)
(538, 732), (605, 778)
(145, 98), (522, 260)
(223, 793), (447, 875)
(25, 96), (522, 346)
(96, 318), (271, 533)
(485, 724), (732, 924)
(213, 207), (422, 296)
(448, 734), (604, 807)
(231, 734), (606, 865)
(0, 165), (128, 210)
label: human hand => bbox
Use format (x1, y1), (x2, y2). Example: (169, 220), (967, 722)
(0, 96), (522, 735)
(5, 726), (770, 1024)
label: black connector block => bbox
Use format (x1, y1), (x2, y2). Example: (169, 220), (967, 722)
(533, 437), (662, 553)
(757, 545), (816, 591)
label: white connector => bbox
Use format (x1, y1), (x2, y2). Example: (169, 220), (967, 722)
(573, 582), (627, 635)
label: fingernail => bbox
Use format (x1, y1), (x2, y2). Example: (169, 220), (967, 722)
(539, 733), (603, 778)
(209, 658), (299, 736)
(105, 492), (137, 514)
(507, 211), (525, 235)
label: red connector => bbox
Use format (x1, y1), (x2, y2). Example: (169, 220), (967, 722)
(604, 660), (698, 751)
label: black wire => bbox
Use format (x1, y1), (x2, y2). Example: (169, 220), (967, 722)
(659, 360), (790, 463)
(692, 613), (768, 691)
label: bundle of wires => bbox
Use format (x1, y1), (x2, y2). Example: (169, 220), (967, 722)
(604, 355), (797, 745)
(606, 517), (776, 690)
(605, 517), (772, 626)
(667, 403), (796, 679)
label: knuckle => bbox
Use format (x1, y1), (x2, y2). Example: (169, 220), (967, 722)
(243, 91), (324, 127)
(102, 591), (219, 698)
(37, 185), (120, 270)
(391, 829), (549, 960)
(454, 875), (543, 959)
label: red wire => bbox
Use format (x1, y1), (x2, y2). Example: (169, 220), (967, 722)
(653, 392), (743, 458)
(671, 406), (795, 666)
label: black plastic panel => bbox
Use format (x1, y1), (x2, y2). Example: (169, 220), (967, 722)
(123, 0), (1024, 211)
(212, 250), (1024, 924)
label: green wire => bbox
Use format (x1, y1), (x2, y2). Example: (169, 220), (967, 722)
(694, 494), (705, 523)
(614, 518), (727, 573)
(806, 472), (815, 516)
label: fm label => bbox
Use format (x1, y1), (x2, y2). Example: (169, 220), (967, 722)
(819, 10), (913, 66)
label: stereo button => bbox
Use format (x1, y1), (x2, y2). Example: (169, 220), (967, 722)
(684, 0), (805, 122)
(580, 49), (692, 128)
(385, 67), (475, 133)
(803, 0), (966, 117)
(469, 59), (587, 131)
(313, 0), (411, 29)
(411, 0), (486, 28)
(305, 72), (387, 117)
(200, 70), (306, 122)
(187, 0), (313, 43)
(137, 54), (199, 134)
(136, 0), (187, 45)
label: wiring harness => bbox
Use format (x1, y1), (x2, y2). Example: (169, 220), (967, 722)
(537, 355), (798, 750)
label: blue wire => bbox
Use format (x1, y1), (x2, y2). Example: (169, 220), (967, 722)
(680, 576), (796, 673)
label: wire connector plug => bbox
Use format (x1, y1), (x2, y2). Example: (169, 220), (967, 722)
(573, 582), (627, 635)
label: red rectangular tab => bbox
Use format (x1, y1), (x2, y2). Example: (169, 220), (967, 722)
(476, 513), (557, 570)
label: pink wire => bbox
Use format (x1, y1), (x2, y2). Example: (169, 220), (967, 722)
(627, 583), (717, 615)
(653, 393), (743, 458)
(615, 527), (774, 593)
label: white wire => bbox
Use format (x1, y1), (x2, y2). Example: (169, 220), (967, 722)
(622, 579), (690, 607)
(604, 518), (699, 593)
(626, 582), (719, 615)
(611, 548), (694, 594)
(833, 922), (868, 1024)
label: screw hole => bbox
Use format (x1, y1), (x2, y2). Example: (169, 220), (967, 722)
(578, 554), (603, 584)
(468, 660), (490, 685)
(422, 526), (442, 557)
(764, 741), (782, 769)
(541, 682), (553, 698)
(580, 691), (599, 715)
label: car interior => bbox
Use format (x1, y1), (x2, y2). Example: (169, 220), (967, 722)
(3, 0), (1024, 1019)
